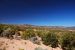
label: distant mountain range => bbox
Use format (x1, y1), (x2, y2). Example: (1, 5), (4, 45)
(1, 24), (75, 30)
(17, 24), (75, 31)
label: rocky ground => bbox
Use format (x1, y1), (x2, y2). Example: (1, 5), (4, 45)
(0, 37), (62, 50)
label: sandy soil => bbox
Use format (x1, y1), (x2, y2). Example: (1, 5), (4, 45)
(0, 37), (62, 50)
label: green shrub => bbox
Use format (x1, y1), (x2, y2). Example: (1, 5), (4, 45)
(43, 32), (58, 48)
(60, 33), (75, 50)
(21, 29), (36, 40)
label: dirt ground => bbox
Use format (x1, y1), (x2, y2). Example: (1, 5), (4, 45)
(0, 37), (62, 50)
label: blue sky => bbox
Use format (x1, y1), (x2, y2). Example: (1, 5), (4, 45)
(0, 0), (75, 26)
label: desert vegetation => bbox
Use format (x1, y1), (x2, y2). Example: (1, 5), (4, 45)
(0, 24), (75, 50)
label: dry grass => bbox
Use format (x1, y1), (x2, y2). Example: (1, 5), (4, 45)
(19, 48), (24, 50)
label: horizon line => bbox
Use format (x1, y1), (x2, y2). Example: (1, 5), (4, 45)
(0, 23), (75, 27)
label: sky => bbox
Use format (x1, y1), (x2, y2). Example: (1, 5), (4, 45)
(0, 0), (75, 26)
